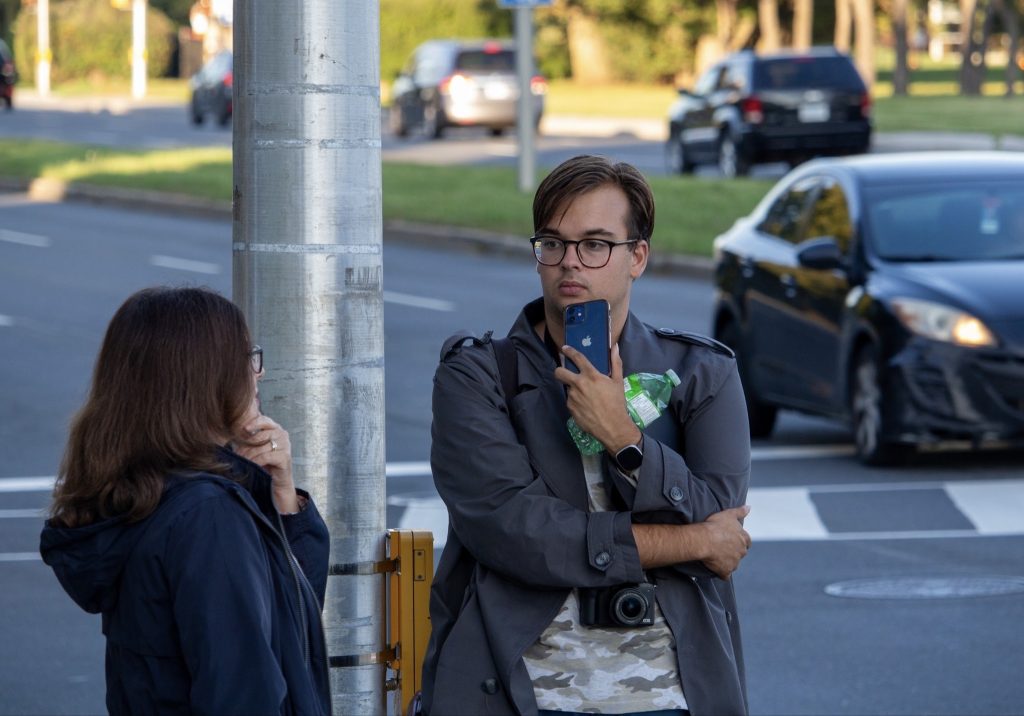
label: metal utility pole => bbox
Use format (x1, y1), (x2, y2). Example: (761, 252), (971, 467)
(35, 0), (50, 97)
(131, 0), (146, 99)
(233, 2), (385, 713)
(513, 5), (535, 193)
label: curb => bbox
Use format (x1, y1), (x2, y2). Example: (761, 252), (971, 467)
(0, 177), (716, 279)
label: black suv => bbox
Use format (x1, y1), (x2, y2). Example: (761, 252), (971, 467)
(0, 39), (16, 110)
(666, 47), (871, 177)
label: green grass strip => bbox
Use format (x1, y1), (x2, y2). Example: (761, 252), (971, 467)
(0, 138), (770, 257)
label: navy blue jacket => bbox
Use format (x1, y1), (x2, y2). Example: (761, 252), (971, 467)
(40, 448), (332, 716)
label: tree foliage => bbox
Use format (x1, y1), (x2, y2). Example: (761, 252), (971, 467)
(12, 0), (176, 84)
(380, 0), (510, 82)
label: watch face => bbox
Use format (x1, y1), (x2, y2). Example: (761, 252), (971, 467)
(615, 444), (643, 471)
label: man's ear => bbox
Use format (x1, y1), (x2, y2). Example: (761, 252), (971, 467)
(630, 240), (650, 279)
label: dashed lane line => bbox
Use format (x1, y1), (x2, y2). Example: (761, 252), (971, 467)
(149, 255), (222, 275)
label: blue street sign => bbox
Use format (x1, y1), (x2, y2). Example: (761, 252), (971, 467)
(498, 0), (552, 6)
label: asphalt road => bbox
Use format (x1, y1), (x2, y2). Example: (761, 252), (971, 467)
(2, 197), (1023, 715)
(0, 99), (789, 179)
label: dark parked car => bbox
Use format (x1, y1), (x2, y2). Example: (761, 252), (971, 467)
(189, 51), (232, 126)
(712, 152), (1024, 464)
(0, 39), (16, 110)
(667, 47), (872, 178)
(389, 39), (546, 139)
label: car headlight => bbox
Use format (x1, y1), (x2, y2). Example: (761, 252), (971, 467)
(891, 297), (996, 348)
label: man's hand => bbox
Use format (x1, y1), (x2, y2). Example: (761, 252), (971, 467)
(699, 506), (752, 579)
(555, 343), (640, 454)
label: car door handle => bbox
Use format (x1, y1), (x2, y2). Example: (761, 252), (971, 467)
(781, 274), (798, 298)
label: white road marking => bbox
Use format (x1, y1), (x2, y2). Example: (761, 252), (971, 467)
(0, 477), (54, 492)
(0, 229), (51, 248)
(0, 509), (44, 519)
(946, 479), (1024, 535)
(743, 487), (828, 540)
(388, 496), (450, 548)
(0, 314), (13, 327)
(150, 255), (222, 275)
(0, 553), (41, 562)
(383, 291), (454, 312)
(386, 461), (433, 477)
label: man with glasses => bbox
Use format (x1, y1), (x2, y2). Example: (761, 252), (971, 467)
(422, 155), (752, 716)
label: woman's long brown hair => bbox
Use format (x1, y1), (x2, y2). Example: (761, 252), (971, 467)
(50, 287), (255, 527)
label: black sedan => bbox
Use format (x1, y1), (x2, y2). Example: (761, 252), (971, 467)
(189, 51), (232, 127)
(711, 152), (1024, 464)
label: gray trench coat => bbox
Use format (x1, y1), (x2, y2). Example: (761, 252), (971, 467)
(422, 298), (751, 716)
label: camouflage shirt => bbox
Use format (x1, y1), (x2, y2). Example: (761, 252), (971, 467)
(522, 454), (688, 712)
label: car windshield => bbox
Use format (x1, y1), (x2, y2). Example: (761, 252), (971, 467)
(456, 49), (516, 72)
(753, 57), (864, 90)
(864, 181), (1024, 262)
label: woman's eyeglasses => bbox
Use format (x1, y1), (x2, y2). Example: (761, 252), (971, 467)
(248, 345), (263, 374)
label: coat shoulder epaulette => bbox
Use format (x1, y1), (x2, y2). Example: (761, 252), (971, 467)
(440, 330), (495, 362)
(653, 327), (735, 358)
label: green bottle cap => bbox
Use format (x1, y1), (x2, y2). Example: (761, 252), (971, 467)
(665, 369), (680, 386)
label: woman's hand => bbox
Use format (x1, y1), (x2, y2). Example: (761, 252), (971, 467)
(235, 414), (299, 514)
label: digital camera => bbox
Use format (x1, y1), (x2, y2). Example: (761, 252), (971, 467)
(578, 583), (656, 628)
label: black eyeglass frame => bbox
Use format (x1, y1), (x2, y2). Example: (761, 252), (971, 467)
(248, 345), (264, 374)
(529, 234), (640, 269)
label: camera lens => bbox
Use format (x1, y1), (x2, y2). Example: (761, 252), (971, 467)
(611, 588), (648, 626)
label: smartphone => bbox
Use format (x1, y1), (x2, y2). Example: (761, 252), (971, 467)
(564, 300), (611, 375)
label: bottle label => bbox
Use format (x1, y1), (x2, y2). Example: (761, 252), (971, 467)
(627, 392), (661, 428)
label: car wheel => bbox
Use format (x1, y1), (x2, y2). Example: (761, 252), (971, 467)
(2, 94), (11, 111)
(217, 106), (232, 127)
(850, 345), (909, 466)
(190, 100), (203, 125)
(718, 134), (750, 178)
(489, 127), (504, 138)
(423, 103), (444, 139)
(388, 105), (408, 138)
(717, 321), (777, 438)
(666, 135), (695, 175)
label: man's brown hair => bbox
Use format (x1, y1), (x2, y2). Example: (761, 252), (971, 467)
(50, 287), (255, 527)
(533, 155), (655, 243)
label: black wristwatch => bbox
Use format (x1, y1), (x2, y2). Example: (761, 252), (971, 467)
(613, 436), (644, 472)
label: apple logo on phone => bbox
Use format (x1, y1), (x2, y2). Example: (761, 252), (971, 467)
(582, 335), (592, 347)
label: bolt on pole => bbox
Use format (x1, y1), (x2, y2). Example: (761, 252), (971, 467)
(233, 1), (386, 713)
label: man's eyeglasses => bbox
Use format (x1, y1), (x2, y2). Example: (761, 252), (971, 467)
(530, 235), (638, 269)
(248, 345), (263, 374)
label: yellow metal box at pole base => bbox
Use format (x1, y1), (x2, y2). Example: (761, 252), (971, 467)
(386, 529), (433, 715)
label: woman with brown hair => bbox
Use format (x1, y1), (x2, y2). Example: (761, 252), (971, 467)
(40, 286), (331, 716)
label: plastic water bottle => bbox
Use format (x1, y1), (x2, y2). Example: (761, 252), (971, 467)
(567, 369), (681, 455)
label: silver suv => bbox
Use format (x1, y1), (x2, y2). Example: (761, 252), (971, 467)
(389, 39), (546, 139)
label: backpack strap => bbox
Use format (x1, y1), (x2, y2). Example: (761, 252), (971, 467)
(490, 336), (519, 414)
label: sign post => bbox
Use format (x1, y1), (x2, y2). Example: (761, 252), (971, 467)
(499, 0), (550, 193)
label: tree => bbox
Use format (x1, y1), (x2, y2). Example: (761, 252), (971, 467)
(958, 0), (989, 95)
(793, 0), (813, 48)
(892, 0), (910, 95)
(758, 0), (782, 50)
(834, 0), (852, 51)
(992, 0), (1021, 95)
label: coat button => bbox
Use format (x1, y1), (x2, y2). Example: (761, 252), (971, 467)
(594, 551), (611, 567)
(669, 486), (684, 502)
(481, 678), (498, 695)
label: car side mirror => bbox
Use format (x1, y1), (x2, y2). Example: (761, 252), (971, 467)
(797, 237), (845, 270)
